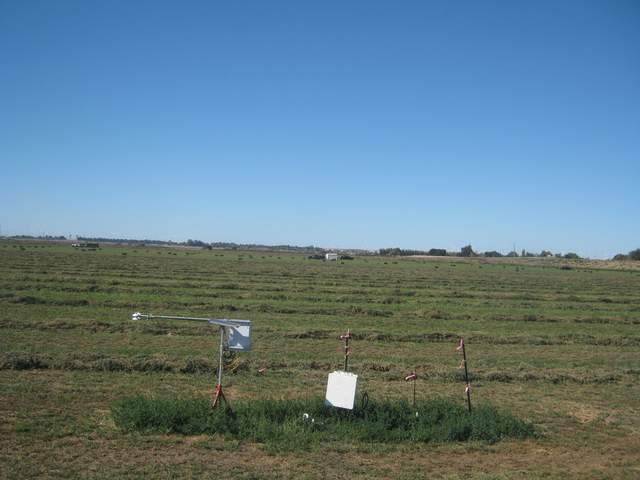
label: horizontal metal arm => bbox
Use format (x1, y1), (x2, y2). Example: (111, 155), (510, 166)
(132, 312), (251, 328)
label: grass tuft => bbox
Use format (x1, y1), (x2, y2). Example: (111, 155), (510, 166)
(111, 396), (534, 449)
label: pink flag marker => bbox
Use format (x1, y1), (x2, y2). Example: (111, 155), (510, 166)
(404, 372), (417, 382)
(405, 371), (418, 407)
(456, 338), (464, 352)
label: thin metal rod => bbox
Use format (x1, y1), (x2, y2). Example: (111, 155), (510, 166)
(344, 333), (350, 371)
(462, 339), (472, 413)
(413, 379), (416, 408)
(217, 325), (224, 386)
(133, 313), (250, 328)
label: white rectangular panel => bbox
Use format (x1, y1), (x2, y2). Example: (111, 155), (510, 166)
(325, 371), (358, 410)
(228, 325), (251, 351)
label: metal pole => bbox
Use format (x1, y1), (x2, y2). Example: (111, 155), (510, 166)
(211, 325), (229, 410)
(413, 379), (416, 408)
(132, 312), (250, 328)
(344, 335), (349, 371)
(131, 312), (250, 413)
(343, 329), (350, 371)
(462, 340), (472, 413)
(217, 325), (225, 387)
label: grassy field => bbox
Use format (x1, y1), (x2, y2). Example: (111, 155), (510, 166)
(1, 241), (639, 479)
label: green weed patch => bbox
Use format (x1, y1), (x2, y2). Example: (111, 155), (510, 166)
(111, 396), (534, 450)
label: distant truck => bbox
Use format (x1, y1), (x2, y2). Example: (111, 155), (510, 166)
(72, 242), (99, 248)
(325, 253), (339, 261)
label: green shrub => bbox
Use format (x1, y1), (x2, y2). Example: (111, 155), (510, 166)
(111, 396), (534, 450)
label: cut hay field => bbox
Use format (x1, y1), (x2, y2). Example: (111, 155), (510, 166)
(1, 242), (639, 479)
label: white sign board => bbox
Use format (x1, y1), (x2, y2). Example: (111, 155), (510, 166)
(228, 325), (251, 351)
(325, 371), (358, 410)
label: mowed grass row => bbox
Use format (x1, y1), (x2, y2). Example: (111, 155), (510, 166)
(3, 280), (638, 318)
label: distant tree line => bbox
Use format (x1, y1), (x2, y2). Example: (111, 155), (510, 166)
(78, 236), (176, 245)
(10, 234), (632, 261)
(379, 248), (449, 256)
(378, 245), (584, 259)
(209, 241), (327, 253)
(186, 239), (208, 247)
(74, 237), (370, 255)
(613, 248), (640, 261)
(6, 235), (66, 240)
(76, 237), (327, 252)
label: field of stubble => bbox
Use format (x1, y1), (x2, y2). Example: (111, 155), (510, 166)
(1, 242), (639, 479)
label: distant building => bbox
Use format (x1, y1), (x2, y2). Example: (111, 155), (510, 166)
(72, 242), (99, 248)
(325, 253), (339, 261)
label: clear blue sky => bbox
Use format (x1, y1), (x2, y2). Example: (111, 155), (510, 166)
(1, 1), (638, 258)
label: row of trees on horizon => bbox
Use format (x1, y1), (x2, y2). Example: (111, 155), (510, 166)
(378, 246), (580, 259)
(380, 245), (640, 261)
(3, 235), (638, 261)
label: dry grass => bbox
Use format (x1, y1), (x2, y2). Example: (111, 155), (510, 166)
(1, 242), (640, 478)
